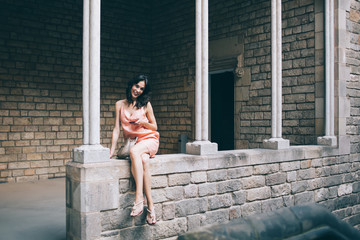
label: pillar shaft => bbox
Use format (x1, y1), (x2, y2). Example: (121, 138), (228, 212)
(201, 0), (209, 141)
(263, 0), (289, 150)
(83, 0), (90, 144)
(89, 0), (101, 145)
(195, 0), (202, 141)
(74, 0), (109, 164)
(318, 0), (337, 146)
(186, 0), (217, 154)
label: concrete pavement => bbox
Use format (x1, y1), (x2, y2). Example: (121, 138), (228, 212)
(0, 178), (66, 240)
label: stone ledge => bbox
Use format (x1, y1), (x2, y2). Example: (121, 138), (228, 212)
(67, 145), (343, 181)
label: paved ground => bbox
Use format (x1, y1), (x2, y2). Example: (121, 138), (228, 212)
(0, 178), (66, 240)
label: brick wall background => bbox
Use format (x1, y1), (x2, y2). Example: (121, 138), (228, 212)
(0, 0), (152, 182)
(348, 0), (360, 155)
(0, 0), (359, 183)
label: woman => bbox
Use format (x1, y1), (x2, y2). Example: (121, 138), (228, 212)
(110, 75), (159, 225)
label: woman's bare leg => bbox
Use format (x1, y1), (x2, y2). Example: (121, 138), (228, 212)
(142, 154), (154, 209)
(129, 143), (150, 204)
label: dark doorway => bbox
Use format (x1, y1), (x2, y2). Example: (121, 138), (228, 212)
(210, 71), (234, 151)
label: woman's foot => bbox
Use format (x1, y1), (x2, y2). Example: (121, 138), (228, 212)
(146, 208), (156, 225)
(130, 200), (144, 217)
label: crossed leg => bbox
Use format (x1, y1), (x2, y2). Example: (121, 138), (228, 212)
(129, 141), (155, 219)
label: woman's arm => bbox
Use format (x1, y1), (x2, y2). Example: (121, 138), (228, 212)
(109, 100), (122, 157)
(136, 102), (158, 131)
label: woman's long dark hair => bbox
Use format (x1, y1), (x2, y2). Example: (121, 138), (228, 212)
(126, 74), (151, 109)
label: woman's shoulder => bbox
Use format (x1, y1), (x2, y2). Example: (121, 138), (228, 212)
(115, 99), (127, 108)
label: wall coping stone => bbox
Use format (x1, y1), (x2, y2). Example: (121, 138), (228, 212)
(67, 145), (342, 182)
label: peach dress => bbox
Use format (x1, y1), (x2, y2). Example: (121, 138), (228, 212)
(120, 104), (160, 157)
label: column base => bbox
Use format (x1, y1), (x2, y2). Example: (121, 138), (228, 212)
(317, 136), (337, 147)
(186, 141), (218, 155)
(73, 144), (110, 163)
(263, 138), (290, 150)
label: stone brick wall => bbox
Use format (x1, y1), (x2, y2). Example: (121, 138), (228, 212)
(151, 0), (195, 154)
(347, 0), (360, 155)
(1, 0), (360, 183)
(66, 146), (360, 239)
(0, 0), (152, 182)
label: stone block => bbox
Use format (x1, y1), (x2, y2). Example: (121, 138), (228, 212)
(163, 202), (176, 220)
(287, 171), (297, 182)
(208, 194), (232, 210)
(71, 180), (119, 212)
(73, 145), (110, 164)
(338, 184), (353, 196)
(165, 186), (184, 201)
(151, 175), (168, 188)
(184, 184), (198, 198)
(217, 179), (242, 194)
(198, 182), (217, 197)
(297, 168), (316, 180)
(227, 166), (253, 179)
(294, 191), (314, 205)
(314, 188), (329, 202)
(119, 179), (130, 193)
(242, 176), (265, 189)
(151, 189), (167, 203)
(207, 169), (227, 182)
(280, 161), (300, 171)
(101, 208), (132, 231)
(232, 190), (246, 205)
(291, 181), (308, 194)
(168, 173), (190, 186)
(246, 187), (271, 201)
(119, 225), (151, 240)
(67, 209), (102, 240)
(176, 198), (207, 217)
(353, 182), (360, 193)
(307, 178), (324, 190)
(150, 154), (208, 175)
(253, 164), (279, 174)
(322, 175), (343, 187)
(186, 141), (218, 155)
(266, 173), (287, 186)
(151, 218), (187, 239)
(190, 171), (207, 183)
(119, 192), (135, 209)
(241, 202), (262, 217)
(263, 138), (290, 150)
(203, 209), (229, 226)
(271, 183), (291, 197)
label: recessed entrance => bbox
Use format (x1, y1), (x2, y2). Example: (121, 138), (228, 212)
(210, 71), (235, 151)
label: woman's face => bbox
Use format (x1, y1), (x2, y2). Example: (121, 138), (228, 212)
(131, 80), (145, 100)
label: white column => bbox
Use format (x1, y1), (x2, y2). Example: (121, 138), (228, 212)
(73, 0), (109, 163)
(263, 0), (289, 150)
(201, 0), (209, 141)
(83, 0), (90, 145)
(195, 0), (202, 141)
(89, 0), (101, 145)
(318, 0), (337, 146)
(186, 0), (217, 155)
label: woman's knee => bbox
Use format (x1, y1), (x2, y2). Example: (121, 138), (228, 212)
(142, 154), (150, 170)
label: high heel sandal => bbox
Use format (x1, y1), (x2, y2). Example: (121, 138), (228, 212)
(146, 208), (156, 225)
(130, 200), (144, 217)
